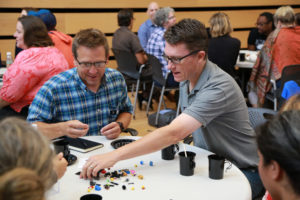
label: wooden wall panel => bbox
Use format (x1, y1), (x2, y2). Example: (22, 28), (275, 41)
(1, 0), (299, 8)
(2, 8), (300, 36)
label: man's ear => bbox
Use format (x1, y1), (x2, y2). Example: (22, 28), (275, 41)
(197, 51), (206, 62)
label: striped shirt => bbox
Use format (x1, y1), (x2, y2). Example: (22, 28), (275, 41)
(27, 67), (133, 136)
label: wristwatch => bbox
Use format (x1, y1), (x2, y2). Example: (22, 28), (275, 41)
(116, 121), (125, 132)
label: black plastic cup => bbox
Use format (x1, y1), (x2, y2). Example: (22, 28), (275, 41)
(80, 194), (102, 200)
(53, 139), (70, 158)
(239, 53), (246, 61)
(161, 144), (179, 160)
(208, 154), (225, 180)
(179, 151), (196, 176)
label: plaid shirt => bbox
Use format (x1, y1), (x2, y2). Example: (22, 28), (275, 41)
(146, 27), (169, 76)
(27, 68), (133, 136)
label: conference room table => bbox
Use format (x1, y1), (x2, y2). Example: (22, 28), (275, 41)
(47, 136), (251, 200)
(236, 50), (258, 95)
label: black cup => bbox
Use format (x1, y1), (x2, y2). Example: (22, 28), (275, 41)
(161, 144), (179, 160)
(80, 194), (102, 200)
(53, 139), (70, 158)
(239, 53), (246, 62)
(179, 151), (196, 176)
(208, 154), (225, 180)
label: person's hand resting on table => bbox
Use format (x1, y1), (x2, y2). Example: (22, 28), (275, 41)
(100, 122), (122, 140)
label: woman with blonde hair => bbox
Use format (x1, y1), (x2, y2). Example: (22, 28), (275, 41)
(208, 12), (241, 78)
(0, 118), (67, 200)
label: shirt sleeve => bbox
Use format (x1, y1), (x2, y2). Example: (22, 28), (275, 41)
(0, 52), (42, 103)
(27, 84), (55, 123)
(183, 86), (229, 127)
(118, 75), (133, 114)
(247, 29), (256, 45)
(138, 23), (148, 51)
(131, 33), (144, 54)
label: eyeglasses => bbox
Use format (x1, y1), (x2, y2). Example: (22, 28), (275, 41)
(163, 50), (201, 64)
(255, 22), (269, 26)
(76, 58), (106, 68)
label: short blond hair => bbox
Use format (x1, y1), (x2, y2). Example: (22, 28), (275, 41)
(274, 6), (295, 26)
(280, 94), (300, 112)
(0, 118), (57, 200)
(209, 12), (233, 38)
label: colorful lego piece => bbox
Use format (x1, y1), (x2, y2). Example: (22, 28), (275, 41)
(138, 175), (144, 180)
(149, 161), (154, 166)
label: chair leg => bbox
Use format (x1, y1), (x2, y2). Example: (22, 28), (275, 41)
(131, 83), (134, 97)
(155, 86), (166, 126)
(133, 79), (140, 120)
(146, 82), (155, 116)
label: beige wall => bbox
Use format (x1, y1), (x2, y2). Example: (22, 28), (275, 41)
(0, 1), (299, 68)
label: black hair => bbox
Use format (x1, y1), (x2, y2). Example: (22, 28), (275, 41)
(256, 110), (300, 195)
(117, 9), (133, 27)
(260, 12), (275, 30)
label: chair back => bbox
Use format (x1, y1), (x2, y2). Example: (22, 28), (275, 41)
(112, 49), (140, 79)
(280, 64), (300, 94)
(248, 107), (277, 128)
(147, 54), (166, 86)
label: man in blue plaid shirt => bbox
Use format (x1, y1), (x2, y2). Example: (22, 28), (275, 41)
(27, 28), (133, 139)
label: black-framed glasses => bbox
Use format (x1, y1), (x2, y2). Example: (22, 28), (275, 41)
(163, 50), (201, 64)
(76, 58), (106, 68)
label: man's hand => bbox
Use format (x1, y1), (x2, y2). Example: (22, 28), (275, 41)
(63, 120), (89, 138)
(53, 152), (68, 179)
(100, 122), (121, 139)
(80, 152), (117, 179)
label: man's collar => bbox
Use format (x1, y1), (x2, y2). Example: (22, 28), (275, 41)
(75, 68), (107, 92)
(182, 60), (210, 95)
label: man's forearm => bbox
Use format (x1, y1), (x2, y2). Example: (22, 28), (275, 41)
(34, 121), (65, 139)
(0, 97), (10, 109)
(116, 112), (132, 129)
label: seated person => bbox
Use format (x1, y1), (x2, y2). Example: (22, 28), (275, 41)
(146, 7), (178, 88)
(33, 9), (74, 68)
(27, 28), (133, 140)
(257, 110), (300, 200)
(112, 9), (148, 71)
(112, 9), (152, 109)
(0, 16), (68, 121)
(138, 2), (159, 51)
(248, 6), (300, 107)
(81, 19), (263, 199)
(208, 12), (240, 78)
(0, 117), (67, 200)
(248, 12), (274, 51)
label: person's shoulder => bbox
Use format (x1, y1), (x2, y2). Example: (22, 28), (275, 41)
(44, 68), (76, 88)
(105, 68), (124, 80)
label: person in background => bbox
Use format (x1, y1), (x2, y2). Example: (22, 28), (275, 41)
(15, 7), (38, 56)
(31, 9), (74, 68)
(257, 110), (300, 200)
(27, 28), (132, 140)
(81, 19), (263, 199)
(146, 7), (177, 87)
(248, 12), (275, 51)
(138, 2), (159, 51)
(0, 117), (67, 200)
(296, 12), (300, 26)
(208, 12), (241, 78)
(112, 9), (152, 110)
(0, 16), (68, 120)
(248, 6), (300, 108)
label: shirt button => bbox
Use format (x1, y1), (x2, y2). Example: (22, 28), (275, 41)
(97, 109), (100, 113)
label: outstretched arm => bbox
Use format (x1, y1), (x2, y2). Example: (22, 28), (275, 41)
(80, 113), (202, 179)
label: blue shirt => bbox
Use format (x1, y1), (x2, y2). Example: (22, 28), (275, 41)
(146, 27), (168, 76)
(138, 19), (157, 51)
(27, 68), (133, 136)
